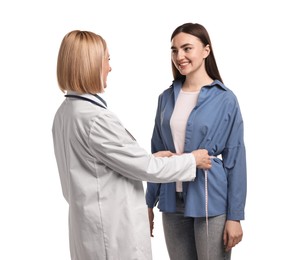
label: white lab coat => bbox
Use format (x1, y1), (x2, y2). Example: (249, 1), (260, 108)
(52, 93), (196, 260)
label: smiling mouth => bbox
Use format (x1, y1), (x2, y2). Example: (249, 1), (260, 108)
(178, 61), (190, 70)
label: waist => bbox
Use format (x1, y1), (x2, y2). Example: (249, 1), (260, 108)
(176, 192), (184, 201)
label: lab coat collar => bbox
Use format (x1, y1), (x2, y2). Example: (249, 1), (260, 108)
(66, 91), (107, 109)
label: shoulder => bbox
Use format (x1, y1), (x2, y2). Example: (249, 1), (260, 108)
(160, 84), (174, 97)
(91, 108), (123, 129)
(158, 78), (183, 99)
(213, 80), (239, 102)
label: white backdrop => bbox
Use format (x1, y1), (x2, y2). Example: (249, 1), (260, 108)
(1, 0), (291, 259)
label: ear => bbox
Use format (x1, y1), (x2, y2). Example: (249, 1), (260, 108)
(203, 44), (211, 59)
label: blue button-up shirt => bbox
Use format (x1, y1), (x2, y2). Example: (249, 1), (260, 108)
(146, 79), (247, 220)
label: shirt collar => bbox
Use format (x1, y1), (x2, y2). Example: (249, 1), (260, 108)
(172, 78), (227, 91)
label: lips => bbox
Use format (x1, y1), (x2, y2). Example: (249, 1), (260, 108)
(178, 61), (190, 70)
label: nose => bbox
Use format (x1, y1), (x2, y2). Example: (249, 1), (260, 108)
(176, 50), (185, 60)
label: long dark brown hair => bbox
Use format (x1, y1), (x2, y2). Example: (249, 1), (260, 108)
(171, 23), (223, 83)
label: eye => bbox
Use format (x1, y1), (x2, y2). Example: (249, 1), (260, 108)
(171, 49), (178, 54)
(184, 47), (192, 52)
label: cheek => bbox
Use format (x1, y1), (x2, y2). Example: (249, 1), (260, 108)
(102, 69), (107, 82)
(171, 54), (177, 63)
(191, 54), (204, 63)
(103, 71), (108, 80)
(171, 57), (179, 67)
(103, 63), (110, 76)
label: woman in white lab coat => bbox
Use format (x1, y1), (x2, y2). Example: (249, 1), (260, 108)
(52, 30), (211, 260)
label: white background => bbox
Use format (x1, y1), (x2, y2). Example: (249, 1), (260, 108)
(1, 0), (291, 259)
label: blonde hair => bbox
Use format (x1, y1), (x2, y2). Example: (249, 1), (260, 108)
(57, 30), (107, 93)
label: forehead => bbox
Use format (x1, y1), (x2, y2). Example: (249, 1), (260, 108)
(171, 32), (201, 48)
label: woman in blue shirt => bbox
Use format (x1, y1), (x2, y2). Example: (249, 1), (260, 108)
(146, 23), (247, 260)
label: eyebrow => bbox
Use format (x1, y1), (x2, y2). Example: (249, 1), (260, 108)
(171, 43), (193, 50)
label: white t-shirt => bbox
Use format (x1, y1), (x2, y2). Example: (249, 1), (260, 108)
(170, 89), (199, 192)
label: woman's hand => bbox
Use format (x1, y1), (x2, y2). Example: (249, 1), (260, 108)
(153, 151), (174, 157)
(192, 149), (212, 169)
(148, 208), (154, 237)
(223, 220), (243, 252)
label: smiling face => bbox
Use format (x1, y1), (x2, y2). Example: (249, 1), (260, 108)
(171, 32), (210, 77)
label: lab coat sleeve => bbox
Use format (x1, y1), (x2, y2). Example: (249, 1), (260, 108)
(88, 111), (196, 183)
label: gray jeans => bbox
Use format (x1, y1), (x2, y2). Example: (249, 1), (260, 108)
(162, 194), (231, 260)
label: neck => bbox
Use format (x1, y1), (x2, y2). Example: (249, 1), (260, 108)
(182, 76), (213, 92)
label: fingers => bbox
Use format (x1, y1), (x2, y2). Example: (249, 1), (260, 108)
(148, 208), (154, 237)
(223, 221), (243, 252)
(150, 221), (154, 237)
(153, 150), (174, 157)
(192, 149), (212, 169)
(203, 156), (212, 170)
(225, 235), (243, 252)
